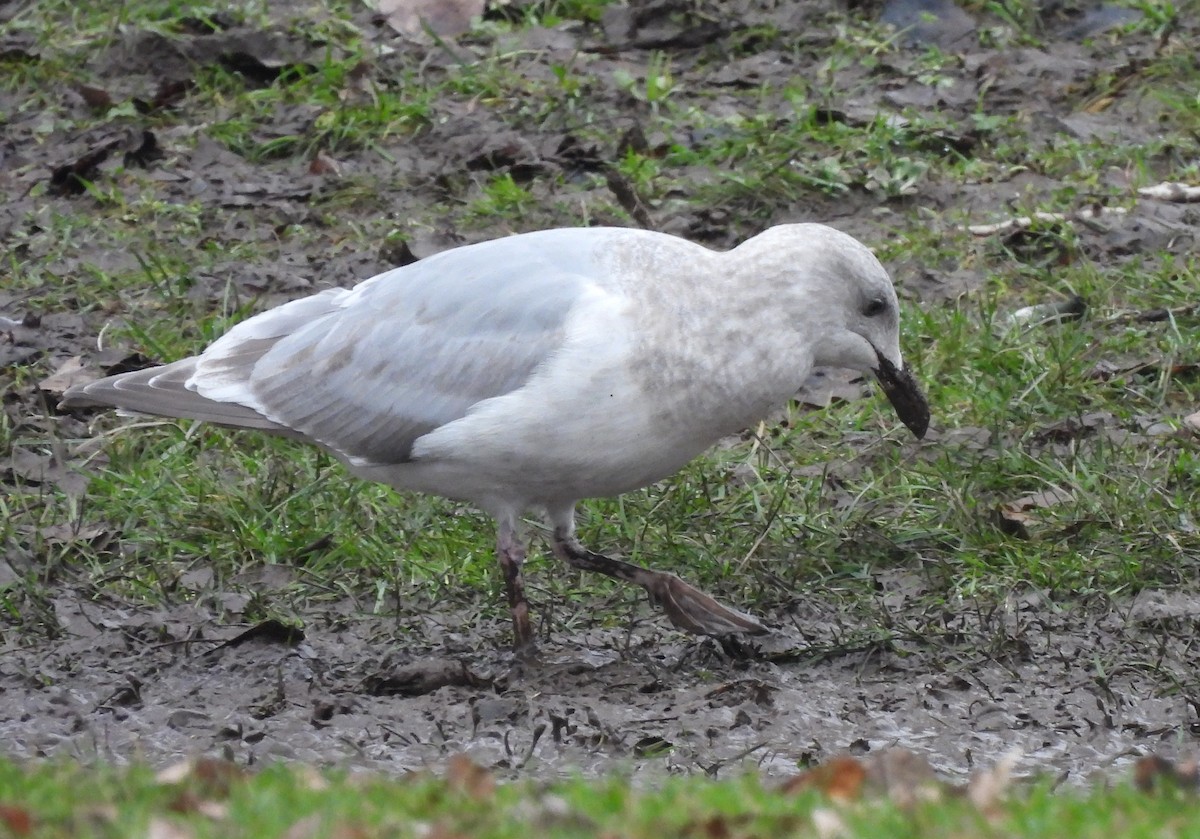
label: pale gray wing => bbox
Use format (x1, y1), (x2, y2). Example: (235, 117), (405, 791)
(195, 230), (604, 464)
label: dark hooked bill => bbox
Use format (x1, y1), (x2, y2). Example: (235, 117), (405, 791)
(873, 348), (930, 439)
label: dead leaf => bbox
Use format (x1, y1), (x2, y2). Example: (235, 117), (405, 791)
(48, 142), (117, 195)
(1134, 755), (1200, 792)
(145, 817), (194, 839)
(967, 750), (1020, 818)
(1004, 295), (1086, 330)
(133, 79), (195, 113)
(207, 619), (305, 653)
(167, 791), (228, 820)
(1183, 411), (1200, 433)
(1010, 487), (1074, 510)
(0, 804), (34, 837)
(605, 168), (653, 229)
(967, 206), (1126, 235)
(1087, 358), (1200, 382)
(309, 150), (342, 176)
(444, 753), (495, 800)
(371, 0), (484, 38)
(863, 748), (943, 807)
(996, 486), (1072, 538)
(38, 523), (113, 549)
(75, 84), (113, 110)
(155, 758), (245, 799)
(39, 356), (92, 394)
(810, 807), (848, 839)
(124, 130), (162, 167)
(781, 755), (867, 802)
(4, 448), (90, 498)
(1137, 182), (1200, 203)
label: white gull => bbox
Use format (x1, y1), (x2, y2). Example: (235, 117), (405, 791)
(62, 224), (929, 652)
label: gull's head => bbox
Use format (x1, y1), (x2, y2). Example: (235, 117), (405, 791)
(744, 224), (930, 438)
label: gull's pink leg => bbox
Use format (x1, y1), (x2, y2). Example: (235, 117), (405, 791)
(547, 510), (767, 637)
(497, 521), (535, 653)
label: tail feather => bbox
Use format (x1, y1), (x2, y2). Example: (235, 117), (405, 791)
(60, 358), (292, 433)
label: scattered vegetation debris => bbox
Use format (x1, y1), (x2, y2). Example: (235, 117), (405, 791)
(364, 658), (486, 697)
(207, 619), (305, 653)
(1133, 755), (1200, 792)
(1004, 295), (1087, 330)
(133, 78), (195, 113)
(378, 234), (421, 267)
(604, 167), (653, 229)
(371, 0), (484, 38)
(124, 130), (163, 167)
(781, 755), (869, 802)
(967, 206), (1127, 236)
(74, 83), (113, 111)
(444, 752), (496, 799)
(632, 735), (673, 757)
(155, 757), (246, 799)
(1138, 182), (1200, 202)
(782, 748), (1018, 812)
(0, 34), (39, 61)
(995, 487), (1073, 539)
(1086, 358), (1200, 382)
(308, 150), (342, 177)
(48, 142), (117, 195)
(880, 0), (976, 48)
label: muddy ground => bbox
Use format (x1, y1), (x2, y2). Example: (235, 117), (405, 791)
(2, 0), (1198, 786)
(4, 582), (1198, 785)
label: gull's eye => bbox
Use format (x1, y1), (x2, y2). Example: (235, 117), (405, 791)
(863, 298), (888, 318)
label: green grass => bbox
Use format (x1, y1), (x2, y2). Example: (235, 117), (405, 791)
(2, 755), (1199, 839)
(2, 0), (1200, 824)
(1, 0), (1197, 630)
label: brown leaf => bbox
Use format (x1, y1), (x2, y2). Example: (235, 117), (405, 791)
(1134, 755), (1200, 792)
(444, 753), (494, 800)
(155, 758), (246, 799)
(309, 151), (342, 176)
(0, 804), (34, 837)
(781, 756), (867, 802)
(75, 84), (113, 110)
(167, 792), (228, 820)
(371, 0), (484, 38)
(1183, 411), (1200, 433)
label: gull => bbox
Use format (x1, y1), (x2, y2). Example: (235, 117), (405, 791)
(62, 224), (930, 652)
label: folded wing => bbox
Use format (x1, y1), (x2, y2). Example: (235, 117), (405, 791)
(64, 233), (598, 464)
